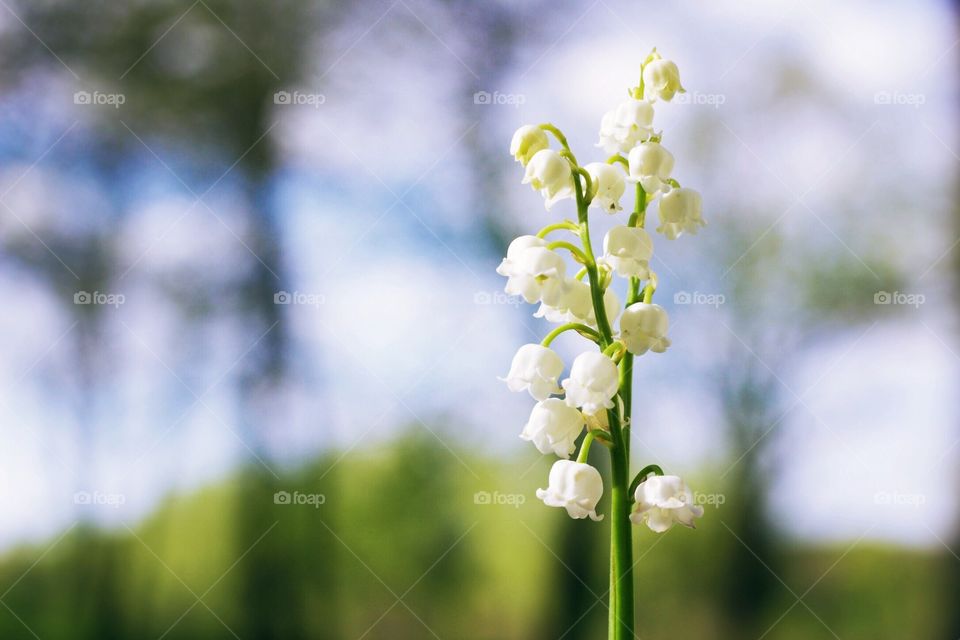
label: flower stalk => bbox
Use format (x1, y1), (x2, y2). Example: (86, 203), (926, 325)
(499, 49), (707, 640)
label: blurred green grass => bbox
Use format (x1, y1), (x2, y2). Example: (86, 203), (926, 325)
(0, 432), (947, 639)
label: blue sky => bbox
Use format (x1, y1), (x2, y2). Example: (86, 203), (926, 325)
(0, 0), (957, 549)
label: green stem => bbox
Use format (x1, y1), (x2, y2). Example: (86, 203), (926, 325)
(575, 167), (596, 204)
(607, 154), (629, 169)
(612, 180), (654, 639)
(588, 429), (613, 445)
(546, 240), (589, 264)
(618, 352), (633, 463)
(576, 431), (596, 463)
(606, 406), (634, 640)
(574, 167), (634, 638)
(626, 183), (647, 229)
(621, 183), (647, 460)
(536, 221), (579, 238)
(628, 464), (665, 496)
(642, 280), (655, 304)
(603, 341), (627, 363)
(541, 322), (601, 347)
(538, 123), (577, 164)
(573, 175), (613, 348)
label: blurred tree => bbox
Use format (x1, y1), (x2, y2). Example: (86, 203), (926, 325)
(944, 4), (960, 635)
(0, 0), (346, 637)
(714, 221), (898, 638)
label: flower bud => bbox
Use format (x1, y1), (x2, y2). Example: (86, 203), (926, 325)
(630, 475), (703, 532)
(500, 344), (564, 401)
(520, 398), (586, 458)
(523, 149), (574, 210)
(561, 351), (619, 416)
(619, 302), (670, 355)
(601, 226), (653, 279)
(584, 407), (609, 432)
(510, 125), (549, 165)
(536, 460), (604, 521)
(626, 142), (674, 197)
(584, 162), (626, 213)
(642, 55), (684, 102)
(657, 188), (704, 240)
(496, 236), (566, 304)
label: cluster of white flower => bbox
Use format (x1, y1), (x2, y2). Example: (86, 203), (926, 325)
(499, 50), (704, 534)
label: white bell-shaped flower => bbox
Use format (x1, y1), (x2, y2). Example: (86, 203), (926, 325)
(500, 344), (564, 401)
(534, 278), (593, 325)
(534, 280), (620, 329)
(626, 142), (675, 197)
(596, 99), (655, 154)
(536, 460), (604, 521)
(496, 234), (546, 277)
(496, 236), (566, 304)
(601, 226), (654, 279)
(620, 302), (671, 355)
(657, 188), (704, 240)
(584, 162), (625, 213)
(562, 351), (619, 416)
(510, 125), (549, 166)
(523, 149), (575, 210)
(642, 54), (684, 103)
(520, 398), (586, 458)
(630, 475), (703, 532)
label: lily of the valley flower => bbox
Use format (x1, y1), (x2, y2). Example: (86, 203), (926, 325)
(523, 149), (575, 209)
(601, 226), (654, 279)
(642, 53), (684, 102)
(619, 302), (671, 355)
(510, 125), (550, 166)
(536, 460), (604, 521)
(496, 236), (566, 304)
(630, 475), (703, 532)
(496, 234), (545, 277)
(562, 351), (620, 416)
(500, 343), (564, 401)
(657, 187), (704, 240)
(534, 279), (621, 329)
(520, 398), (586, 458)
(626, 142), (675, 197)
(597, 98), (655, 154)
(584, 162), (626, 213)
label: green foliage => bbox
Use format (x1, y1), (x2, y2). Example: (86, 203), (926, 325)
(0, 434), (947, 639)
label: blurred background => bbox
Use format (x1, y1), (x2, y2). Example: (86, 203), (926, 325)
(0, 0), (955, 638)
